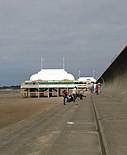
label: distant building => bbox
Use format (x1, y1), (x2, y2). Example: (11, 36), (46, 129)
(77, 76), (96, 89)
(78, 77), (96, 83)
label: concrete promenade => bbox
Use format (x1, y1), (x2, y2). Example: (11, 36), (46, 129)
(0, 93), (101, 155)
(92, 92), (127, 155)
(1, 91), (127, 154)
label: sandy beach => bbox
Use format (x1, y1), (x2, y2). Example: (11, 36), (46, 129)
(0, 89), (63, 129)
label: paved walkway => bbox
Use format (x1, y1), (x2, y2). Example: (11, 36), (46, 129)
(1, 92), (127, 155)
(92, 93), (127, 155)
(0, 93), (101, 155)
(52, 94), (101, 155)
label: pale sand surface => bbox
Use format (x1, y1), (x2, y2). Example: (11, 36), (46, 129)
(0, 89), (63, 129)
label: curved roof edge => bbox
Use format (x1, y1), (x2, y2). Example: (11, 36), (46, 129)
(30, 69), (75, 81)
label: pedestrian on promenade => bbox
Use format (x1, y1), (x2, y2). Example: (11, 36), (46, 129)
(98, 83), (101, 93)
(78, 89), (84, 100)
(90, 83), (94, 93)
(95, 84), (99, 95)
(62, 90), (68, 105)
(72, 86), (77, 102)
(78, 92), (83, 100)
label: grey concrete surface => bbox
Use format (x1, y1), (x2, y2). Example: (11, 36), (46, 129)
(92, 92), (127, 155)
(0, 94), (101, 155)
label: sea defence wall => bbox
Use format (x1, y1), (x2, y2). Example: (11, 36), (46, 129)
(97, 45), (127, 102)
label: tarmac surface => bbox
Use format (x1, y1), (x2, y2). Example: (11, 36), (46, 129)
(0, 93), (101, 155)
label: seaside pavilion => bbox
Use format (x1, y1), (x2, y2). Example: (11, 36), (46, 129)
(20, 69), (81, 97)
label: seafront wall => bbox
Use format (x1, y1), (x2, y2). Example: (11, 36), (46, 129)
(97, 45), (127, 102)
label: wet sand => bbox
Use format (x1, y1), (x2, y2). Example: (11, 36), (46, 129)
(0, 89), (63, 129)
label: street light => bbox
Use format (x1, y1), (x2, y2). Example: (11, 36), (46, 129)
(93, 70), (95, 78)
(78, 70), (81, 79)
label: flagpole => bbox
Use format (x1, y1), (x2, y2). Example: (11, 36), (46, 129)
(63, 57), (65, 69)
(41, 58), (42, 69)
(41, 58), (44, 70)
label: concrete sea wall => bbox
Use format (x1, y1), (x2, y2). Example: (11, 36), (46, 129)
(97, 45), (127, 102)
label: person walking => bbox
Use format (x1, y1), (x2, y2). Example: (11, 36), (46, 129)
(90, 83), (94, 93)
(62, 90), (68, 105)
(95, 84), (99, 95)
(72, 86), (77, 102)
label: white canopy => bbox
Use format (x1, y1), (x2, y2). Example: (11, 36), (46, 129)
(30, 69), (75, 81)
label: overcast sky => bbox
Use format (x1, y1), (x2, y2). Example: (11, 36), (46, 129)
(0, 0), (127, 86)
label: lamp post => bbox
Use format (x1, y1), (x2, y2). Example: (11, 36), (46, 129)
(93, 70), (95, 78)
(78, 70), (81, 79)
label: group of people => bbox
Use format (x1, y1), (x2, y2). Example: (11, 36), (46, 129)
(62, 86), (84, 105)
(62, 83), (101, 105)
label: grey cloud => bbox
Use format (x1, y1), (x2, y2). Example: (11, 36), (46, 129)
(0, 0), (127, 85)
